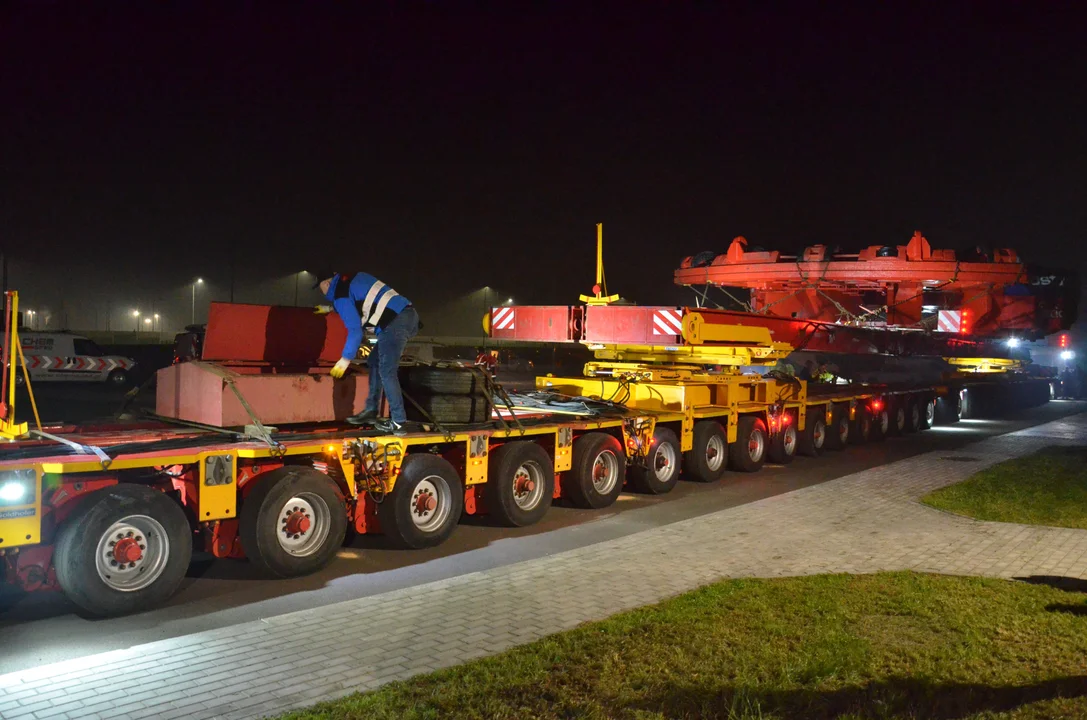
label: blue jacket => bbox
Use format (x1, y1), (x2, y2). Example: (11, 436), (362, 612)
(324, 273), (411, 360)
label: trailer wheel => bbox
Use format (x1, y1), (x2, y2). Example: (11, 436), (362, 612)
(767, 420), (797, 465)
(729, 415), (767, 472)
(904, 399), (921, 433)
(566, 432), (626, 508)
(851, 408), (873, 444)
(922, 397), (935, 429)
(630, 427), (681, 494)
(824, 404), (850, 450)
(487, 441), (554, 527)
(54, 484), (192, 617)
(683, 420), (728, 483)
(935, 392), (962, 424)
(869, 406), (886, 439)
(240, 467), (348, 577)
(890, 400), (907, 436)
(797, 411), (826, 457)
(378, 454), (464, 548)
(402, 366), (488, 396)
(960, 388), (975, 419)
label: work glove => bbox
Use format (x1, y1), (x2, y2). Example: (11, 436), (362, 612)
(314, 304), (333, 315)
(330, 358), (351, 379)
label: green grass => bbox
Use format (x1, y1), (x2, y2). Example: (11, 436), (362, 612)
(923, 446), (1087, 530)
(280, 572), (1087, 720)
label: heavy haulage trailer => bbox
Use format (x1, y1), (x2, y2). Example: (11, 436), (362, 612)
(0, 271), (1054, 617)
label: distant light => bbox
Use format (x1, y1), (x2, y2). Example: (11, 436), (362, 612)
(1061, 350), (1075, 360)
(132, 310), (140, 317)
(196, 278), (204, 284)
(0, 481), (26, 503)
(507, 298), (514, 304)
(154, 313), (160, 319)
(922, 305), (937, 312)
(144, 318), (152, 325)
(1006, 338), (1020, 348)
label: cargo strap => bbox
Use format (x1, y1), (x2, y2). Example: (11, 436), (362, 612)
(30, 429), (112, 468)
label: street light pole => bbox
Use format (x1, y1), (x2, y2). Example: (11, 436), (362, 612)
(191, 278), (203, 324)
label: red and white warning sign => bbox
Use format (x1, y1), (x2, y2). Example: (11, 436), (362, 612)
(936, 310), (961, 333)
(652, 308), (684, 337)
(491, 306), (515, 331)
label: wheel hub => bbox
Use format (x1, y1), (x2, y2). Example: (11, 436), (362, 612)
(112, 536), (143, 565)
(95, 515), (169, 592)
(284, 510), (312, 536)
(514, 471), (536, 496)
(414, 491), (437, 515)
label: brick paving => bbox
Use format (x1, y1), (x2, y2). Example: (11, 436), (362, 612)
(1, 413), (1086, 720)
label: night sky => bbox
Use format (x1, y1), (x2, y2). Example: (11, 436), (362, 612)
(2, 3), (1085, 332)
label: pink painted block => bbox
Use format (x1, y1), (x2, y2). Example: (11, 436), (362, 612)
(156, 362), (372, 427)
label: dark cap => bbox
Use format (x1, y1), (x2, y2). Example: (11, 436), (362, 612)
(311, 271), (336, 290)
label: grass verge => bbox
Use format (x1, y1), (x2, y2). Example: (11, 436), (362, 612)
(280, 572), (1087, 720)
(922, 445), (1087, 529)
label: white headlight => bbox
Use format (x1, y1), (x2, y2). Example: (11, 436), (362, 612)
(0, 470), (35, 505)
(0, 481), (27, 503)
(1061, 350), (1075, 361)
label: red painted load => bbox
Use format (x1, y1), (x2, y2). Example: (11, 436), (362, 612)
(156, 302), (372, 427)
(675, 232), (1077, 339)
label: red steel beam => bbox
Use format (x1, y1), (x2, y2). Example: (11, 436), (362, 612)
(201, 302), (347, 365)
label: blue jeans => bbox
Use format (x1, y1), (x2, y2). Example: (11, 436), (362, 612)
(365, 307), (419, 423)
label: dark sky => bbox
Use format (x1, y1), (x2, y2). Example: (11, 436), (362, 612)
(2, 3), (1085, 330)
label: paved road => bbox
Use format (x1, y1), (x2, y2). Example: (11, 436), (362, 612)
(1, 399), (1083, 676)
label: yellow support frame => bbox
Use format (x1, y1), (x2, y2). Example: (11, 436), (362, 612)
(1, 291), (29, 440)
(947, 357), (1022, 374)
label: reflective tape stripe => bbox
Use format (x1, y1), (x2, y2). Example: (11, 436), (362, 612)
(360, 281), (387, 321)
(492, 306), (515, 330)
(366, 288), (400, 325)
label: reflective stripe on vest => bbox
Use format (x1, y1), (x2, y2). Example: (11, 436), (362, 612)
(360, 281), (387, 322)
(367, 288), (400, 326)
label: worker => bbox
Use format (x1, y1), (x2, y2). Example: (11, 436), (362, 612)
(314, 272), (419, 431)
(475, 347), (497, 378)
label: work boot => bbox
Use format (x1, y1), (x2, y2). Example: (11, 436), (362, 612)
(375, 419), (422, 436)
(345, 409), (379, 426)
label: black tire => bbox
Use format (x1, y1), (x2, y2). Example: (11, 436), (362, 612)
(922, 397), (935, 429)
(630, 427), (682, 494)
(240, 467), (348, 577)
(13, 372), (25, 387)
(888, 399), (907, 436)
(904, 398), (921, 433)
(729, 415), (767, 472)
(935, 392), (962, 424)
(766, 418), (797, 465)
(53, 484), (192, 617)
(403, 366), (487, 396)
(870, 404), (889, 441)
(797, 408), (826, 457)
(566, 432), (626, 509)
(107, 369), (129, 386)
(405, 394), (491, 424)
(851, 408), (873, 444)
(683, 420), (728, 482)
(825, 403), (850, 450)
(960, 388), (974, 420)
(487, 441), (554, 527)
(378, 453), (464, 549)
